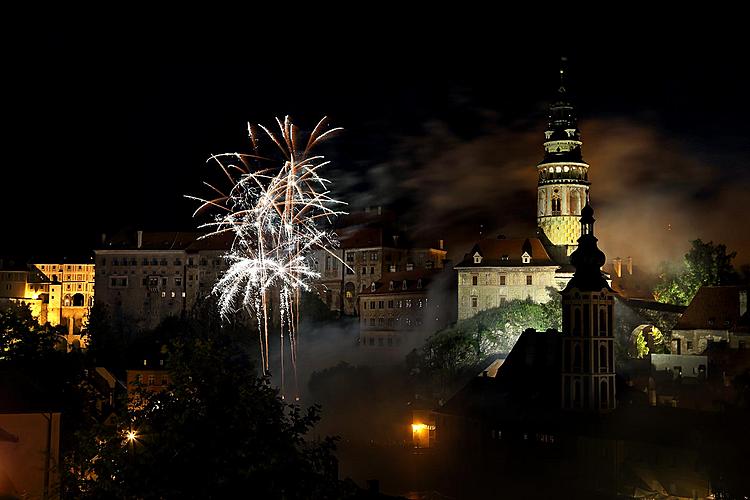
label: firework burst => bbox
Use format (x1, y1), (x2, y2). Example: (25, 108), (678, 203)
(187, 116), (346, 397)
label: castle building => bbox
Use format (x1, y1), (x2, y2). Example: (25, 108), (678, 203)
(454, 238), (558, 320)
(456, 61), (591, 321)
(0, 257), (94, 349)
(94, 231), (231, 331)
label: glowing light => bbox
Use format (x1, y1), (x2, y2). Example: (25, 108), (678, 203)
(188, 116), (347, 397)
(126, 430), (137, 442)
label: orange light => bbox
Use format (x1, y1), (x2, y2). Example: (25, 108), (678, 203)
(126, 430), (137, 442)
(412, 423), (426, 433)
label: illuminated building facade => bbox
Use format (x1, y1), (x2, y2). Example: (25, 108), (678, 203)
(454, 238), (559, 320)
(0, 257), (94, 349)
(94, 231), (230, 331)
(536, 63), (590, 264)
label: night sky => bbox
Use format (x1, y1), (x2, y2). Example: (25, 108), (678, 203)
(5, 27), (749, 269)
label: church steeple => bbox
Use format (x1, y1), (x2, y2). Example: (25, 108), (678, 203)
(560, 202), (616, 412)
(536, 57), (591, 264)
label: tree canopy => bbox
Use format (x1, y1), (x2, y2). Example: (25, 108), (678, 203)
(654, 239), (739, 306)
(64, 320), (348, 499)
(408, 291), (562, 400)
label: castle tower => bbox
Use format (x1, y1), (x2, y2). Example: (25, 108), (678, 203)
(537, 58), (590, 264)
(560, 203), (616, 412)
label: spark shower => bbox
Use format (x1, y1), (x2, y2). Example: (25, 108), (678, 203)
(188, 116), (346, 397)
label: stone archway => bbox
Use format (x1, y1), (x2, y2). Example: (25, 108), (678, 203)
(630, 324), (663, 358)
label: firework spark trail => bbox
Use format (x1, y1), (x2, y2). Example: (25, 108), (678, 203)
(187, 116), (347, 398)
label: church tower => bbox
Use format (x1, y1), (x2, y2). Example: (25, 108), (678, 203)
(561, 203), (616, 412)
(537, 58), (590, 264)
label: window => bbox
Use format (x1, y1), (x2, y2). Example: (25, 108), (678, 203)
(369, 318), (375, 326)
(161, 277), (168, 287)
(473, 252), (482, 264)
(378, 300), (384, 309)
(171, 291), (176, 298)
(471, 297), (478, 308)
(151, 258), (158, 266)
(371, 282), (376, 292)
(405, 299), (412, 308)
(110, 277), (128, 288)
(160, 259), (168, 266)
(417, 278), (422, 289)
(378, 317), (384, 327)
(686, 340), (693, 351)
(371, 251), (378, 261)
(389, 281), (394, 291)
(363, 301), (368, 310)
(362, 267), (367, 275)
(526, 275), (533, 285)
(522, 252), (531, 264)
(388, 300), (394, 308)
(148, 276), (159, 288)
(174, 259), (182, 266)
(175, 277), (182, 287)
(346, 252), (354, 263)
(472, 275), (478, 286)
(499, 275), (506, 286)
(370, 266), (375, 275)
(148, 375), (155, 385)
(402, 280), (407, 290)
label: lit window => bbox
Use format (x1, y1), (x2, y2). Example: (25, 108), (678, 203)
(473, 252), (482, 264)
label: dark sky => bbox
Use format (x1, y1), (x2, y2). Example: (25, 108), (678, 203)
(5, 26), (749, 268)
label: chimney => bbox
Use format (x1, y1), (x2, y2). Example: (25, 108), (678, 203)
(740, 290), (748, 317)
(439, 239), (444, 250)
(613, 257), (622, 278)
(137, 230), (143, 249)
(627, 256), (633, 275)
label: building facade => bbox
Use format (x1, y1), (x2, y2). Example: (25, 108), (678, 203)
(454, 238), (558, 320)
(670, 286), (749, 354)
(358, 268), (452, 349)
(94, 231), (231, 331)
(0, 257), (94, 348)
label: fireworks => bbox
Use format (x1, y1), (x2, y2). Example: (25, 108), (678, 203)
(187, 116), (346, 397)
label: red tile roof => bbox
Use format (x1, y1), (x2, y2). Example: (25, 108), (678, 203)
(675, 286), (749, 330)
(454, 238), (556, 267)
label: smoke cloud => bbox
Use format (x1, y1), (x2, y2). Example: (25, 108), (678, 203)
(332, 117), (750, 270)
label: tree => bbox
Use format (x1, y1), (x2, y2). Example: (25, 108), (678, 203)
(0, 302), (64, 362)
(410, 290), (562, 399)
(654, 239), (739, 305)
(64, 322), (348, 499)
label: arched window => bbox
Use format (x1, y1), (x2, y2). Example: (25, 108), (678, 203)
(600, 379), (609, 409)
(72, 293), (85, 307)
(389, 281), (394, 291)
(402, 280), (407, 291)
(573, 308), (582, 335)
(599, 309), (607, 334)
(370, 282), (376, 292)
(599, 344), (607, 372)
(573, 342), (581, 371)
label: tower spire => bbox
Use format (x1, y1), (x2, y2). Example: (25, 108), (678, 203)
(559, 56), (568, 94)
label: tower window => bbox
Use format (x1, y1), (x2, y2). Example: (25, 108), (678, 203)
(472, 275), (478, 286)
(473, 252), (482, 264)
(526, 275), (533, 285)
